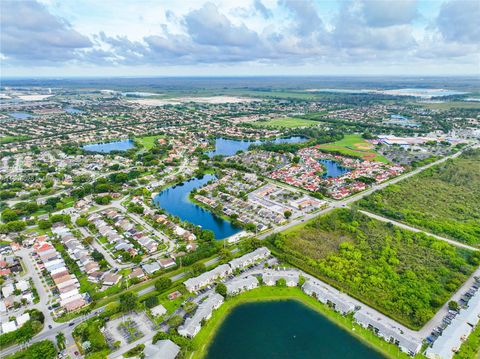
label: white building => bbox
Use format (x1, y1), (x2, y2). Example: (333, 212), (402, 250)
(228, 247), (270, 271)
(178, 293), (224, 338)
(354, 309), (422, 355)
(262, 270), (299, 287)
(226, 276), (259, 295)
(302, 280), (355, 315)
(184, 264), (232, 293)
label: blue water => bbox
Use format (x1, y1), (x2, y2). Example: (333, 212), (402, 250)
(206, 300), (384, 359)
(9, 112), (33, 119)
(152, 174), (241, 240)
(207, 137), (307, 157)
(319, 160), (351, 178)
(65, 107), (84, 114)
(391, 114), (409, 121)
(82, 139), (135, 153)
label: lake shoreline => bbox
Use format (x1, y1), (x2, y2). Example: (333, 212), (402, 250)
(191, 286), (414, 359)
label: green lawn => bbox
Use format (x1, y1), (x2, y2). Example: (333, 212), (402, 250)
(317, 134), (389, 163)
(135, 135), (165, 149)
(191, 286), (420, 359)
(252, 117), (320, 128)
(420, 101), (480, 110)
(0, 135), (30, 145)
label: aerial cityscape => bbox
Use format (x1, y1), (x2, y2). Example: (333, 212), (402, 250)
(0, 1), (479, 359)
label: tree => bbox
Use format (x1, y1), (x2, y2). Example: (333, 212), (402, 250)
(1, 208), (19, 223)
(183, 301), (197, 314)
(448, 301), (460, 312)
(119, 292), (138, 313)
(38, 220), (52, 230)
(284, 210), (292, 219)
(144, 295), (159, 309)
(91, 250), (104, 262)
(167, 315), (183, 329)
(154, 277), (172, 292)
(215, 283), (227, 297)
(76, 217), (89, 227)
(276, 278), (286, 287)
(191, 263), (206, 276)
(219, 248), (232, 262)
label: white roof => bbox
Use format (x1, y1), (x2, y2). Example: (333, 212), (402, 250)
(16, 280), (29, 292)
(16, 313), (30, 326)
(1, 321), (17, 333)
(151, 304), (167, 317)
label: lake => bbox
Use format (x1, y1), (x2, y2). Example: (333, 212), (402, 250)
(206, 300), (384, 359)
(8, 112), (33, 119)
(319, 159), (350, 178)
(82, 139), (135, 153)
(152, 174), (241, 240)
(207, 137), (307, 157)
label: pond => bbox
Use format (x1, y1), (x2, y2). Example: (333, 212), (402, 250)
(8, 112), (33, 119)
(206, 300), (384, 359)
(319, 159), (351, 178)
(207, 137), (308, 157)
(152, 174), (241, 240)
(82, 139), (135, 153)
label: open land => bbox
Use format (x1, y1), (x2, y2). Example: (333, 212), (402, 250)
(359, 149), (480, 246)
(252, 117), (320, 128)
(267, 208), (480, 329)
(316, 134), (389, 163)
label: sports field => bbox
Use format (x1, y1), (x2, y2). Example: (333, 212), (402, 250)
(317, 134), (388, 162)
(253, 117), (320, 128)
(135, 135), (164, 149)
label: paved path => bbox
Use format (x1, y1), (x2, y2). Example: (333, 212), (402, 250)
(358, 210), (479, 251)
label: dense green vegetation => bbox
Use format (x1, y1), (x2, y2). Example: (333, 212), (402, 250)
(453, 323), (480, 359)
(267, 209), (480, 329)
(0, 309), (44, 348)
(359, 149), (480, 246)
(4, 340), (56, 359)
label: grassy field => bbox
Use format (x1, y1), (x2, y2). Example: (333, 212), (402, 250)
(316, 134), (389, 163)
(134, 135), (164, 149)
(358, 149), (480, 246)
(252, 117), (320, 128)
(267, 208), (479, 329)
(419, 101), (480, 110)
(0, 135), (30, 145)
(191, 286), (421, 359)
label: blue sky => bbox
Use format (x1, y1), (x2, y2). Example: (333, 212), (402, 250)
(1, 0), (479, 77)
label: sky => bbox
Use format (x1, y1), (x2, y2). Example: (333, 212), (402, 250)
(1, 0), (479, 77)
